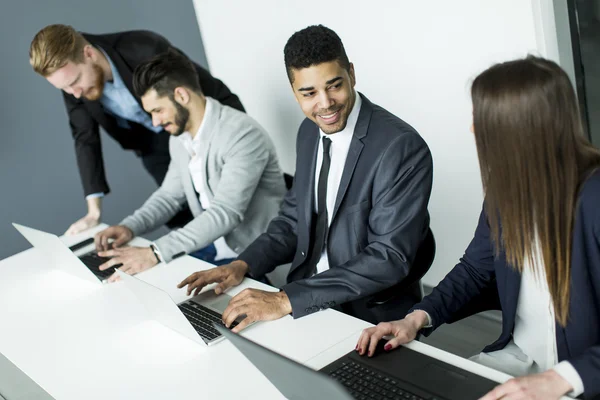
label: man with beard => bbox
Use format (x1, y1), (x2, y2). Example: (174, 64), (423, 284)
(29, 25), (245, 235)
(91, 50), (285, 281)
(178, 25), (434, 329)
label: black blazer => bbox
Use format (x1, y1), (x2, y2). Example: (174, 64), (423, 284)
(63, 30), (244, 196)
(414, 170), (600, 399)
(238, 94), (433, 324)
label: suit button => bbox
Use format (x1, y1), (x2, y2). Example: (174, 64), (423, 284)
(301, 251), (305, 256)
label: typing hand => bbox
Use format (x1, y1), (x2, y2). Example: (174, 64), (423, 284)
(356, 311), (428, 357)
(98, 246), (158, 283)
(177, 260), (249, 296)
(221, 288), (292, 333)
(478, 370), (572, 400)
(94, 225), (133, 252)
(65, 214), (100, 235)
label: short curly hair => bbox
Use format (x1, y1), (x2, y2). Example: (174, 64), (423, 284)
(284, 25), (350, 83)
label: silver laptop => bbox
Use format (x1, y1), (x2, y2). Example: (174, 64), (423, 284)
(13, 223), (104, 285)
(0, 352), (55, 400)
(13, 224), (122, 283)
(13, 223), (240, 345)
(217, 325), (499, 400)
(215, 324), (352, 399)
(115, 270), (242, 345)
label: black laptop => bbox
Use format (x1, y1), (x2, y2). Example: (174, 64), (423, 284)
(216, 325), (499, 400)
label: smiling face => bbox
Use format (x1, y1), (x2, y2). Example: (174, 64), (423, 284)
(141, 88), (190, 136)
(45, 46), (106, 101)
(290, 60), (356, 135)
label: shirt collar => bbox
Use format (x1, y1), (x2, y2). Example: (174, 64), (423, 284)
(97, 47), (124, 89)
(319, 91), (362, 142)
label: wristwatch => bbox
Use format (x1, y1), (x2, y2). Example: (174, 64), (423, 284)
(149, 243), (163, 263)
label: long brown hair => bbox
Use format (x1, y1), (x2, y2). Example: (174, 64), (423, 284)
(471, 56), (600, 326)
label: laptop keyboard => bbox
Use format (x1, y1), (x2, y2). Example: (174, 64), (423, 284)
(79, 251), (122, 279)
(178, 302), (238, 342)
(328, 360), (434, 400)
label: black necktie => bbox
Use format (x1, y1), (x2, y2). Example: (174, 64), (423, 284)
(306, 137), (332, 274)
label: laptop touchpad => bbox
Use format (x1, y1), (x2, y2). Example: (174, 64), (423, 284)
(190, 290), (232, 313)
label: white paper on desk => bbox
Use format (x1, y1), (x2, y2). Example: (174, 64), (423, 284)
(116, 270), (206, 346)
(12, 223), (100, 286)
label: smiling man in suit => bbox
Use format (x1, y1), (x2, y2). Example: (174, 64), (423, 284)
(29, 24), (245, 235)
(178, 25), (434, 330)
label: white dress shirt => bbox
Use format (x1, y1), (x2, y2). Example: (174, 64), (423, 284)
(463, 240), (584, 398)
(510, 240), (584, 397)
(178, 97), (238, 261)
(313, 93), (362, 274)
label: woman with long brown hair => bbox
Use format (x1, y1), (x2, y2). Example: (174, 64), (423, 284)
(357, 56), (600, 400)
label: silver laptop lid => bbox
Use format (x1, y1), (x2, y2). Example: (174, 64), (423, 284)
(12, 223), (99, 285)
(215, 325), (353, 400)
(115, 270), (206, 346)
(0, 352), (55, 400)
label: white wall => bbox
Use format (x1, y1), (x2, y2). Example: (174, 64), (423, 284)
(193, 0), (563, 286)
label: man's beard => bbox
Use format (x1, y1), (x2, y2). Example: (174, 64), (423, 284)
(82, 63), (106, 101)
(164, 101), (190, 136)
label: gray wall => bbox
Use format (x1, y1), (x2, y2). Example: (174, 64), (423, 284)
(0, 0), (209, 259)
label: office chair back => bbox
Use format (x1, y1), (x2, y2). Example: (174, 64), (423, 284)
(283, 173), (294, 190)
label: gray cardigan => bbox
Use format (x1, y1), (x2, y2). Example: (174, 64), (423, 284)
(120, 98), (286, 262)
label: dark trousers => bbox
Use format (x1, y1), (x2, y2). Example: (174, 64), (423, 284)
(189, 243), (236, 266)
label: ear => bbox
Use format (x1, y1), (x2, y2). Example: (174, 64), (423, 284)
(82, 44), (94, 61)
(288, 70), (301, 104)
(173, 87), (190, 105)
(348, 63), (356, 88)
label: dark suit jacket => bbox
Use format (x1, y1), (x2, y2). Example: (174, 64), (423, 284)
(238, 93), (433, 323)
(63, 30), (244, 196)
(414, 170), (600, 399)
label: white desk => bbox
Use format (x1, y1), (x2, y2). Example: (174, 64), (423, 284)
(0, 226), (370, 399)
(0, 225), (551, 399)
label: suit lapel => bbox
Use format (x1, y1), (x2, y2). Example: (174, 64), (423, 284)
(196, 99), (220, 198)
(330, 94), (371, 222)
(84, 100), (108, 123)
(179, 142), (203, 215)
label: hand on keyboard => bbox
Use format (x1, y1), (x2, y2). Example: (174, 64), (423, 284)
(94, 225), (133, 252)
(177, 260), (249, 297)
(356, 311), (429, 357)
(97, 246), (159, 282)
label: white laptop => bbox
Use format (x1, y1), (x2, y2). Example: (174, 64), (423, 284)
(13, 223), (104, 285)
(115, 269), (243, 346)
(12, 223), (126, 283)
(12, 223), (241, 346)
